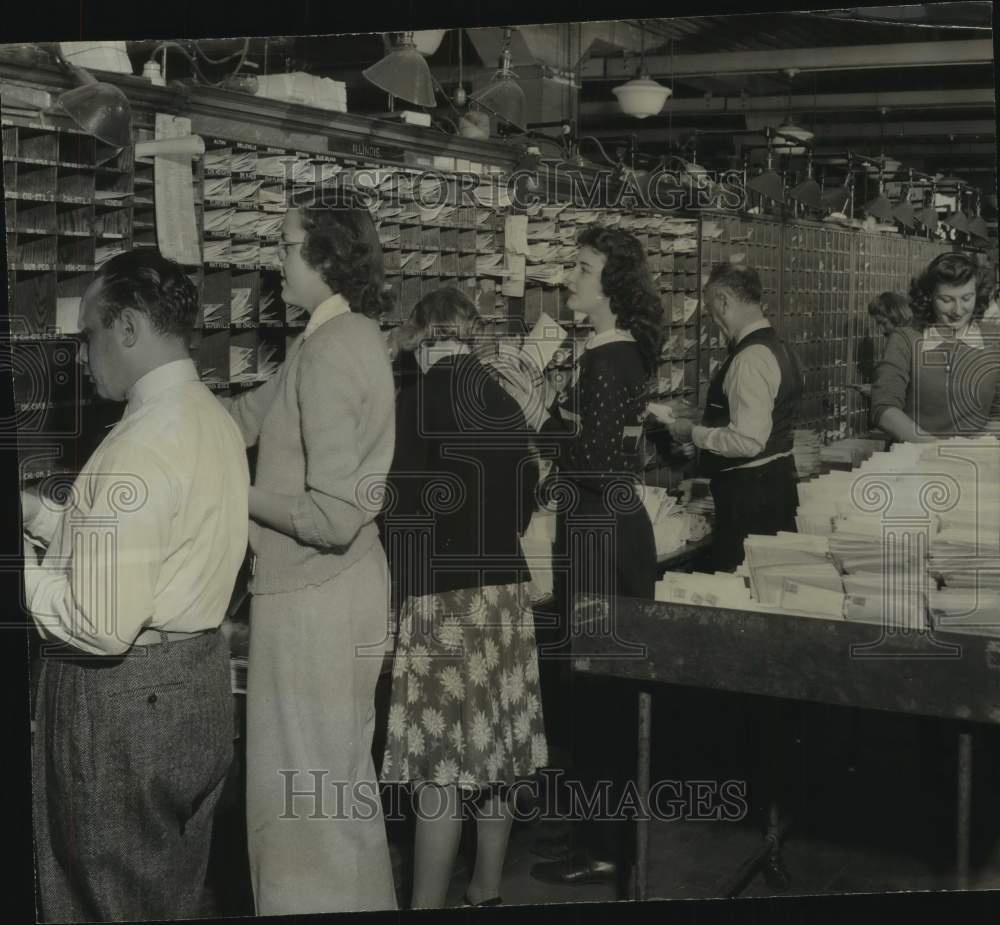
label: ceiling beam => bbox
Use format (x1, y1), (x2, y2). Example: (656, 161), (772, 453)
(578, 88), (997, 117)
(579, 39), (994, 79)
(587, 121), (997, 144)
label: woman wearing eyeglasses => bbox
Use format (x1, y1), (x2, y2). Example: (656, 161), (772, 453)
(224, 192), (398, 914)
(871, 252), (1000, 441)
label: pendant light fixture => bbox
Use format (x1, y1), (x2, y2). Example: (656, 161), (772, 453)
(471, 27), (526, 132)
(914, 177), (940, 232)
(862, 157), (896, 222)
(967, 190), (991, 241)
(612, 21), (671, 120)
(49, 47), (132, 148)
(942, 182), (971, 234)
(788, 149), (822, 209)
(746, 129), (784, 203)
(891, 170), (919, 229)
(772, 69), (814, 156)
(363, 32), (437, 108)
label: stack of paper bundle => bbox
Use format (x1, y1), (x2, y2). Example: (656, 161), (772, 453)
(792, 429), (822, 479)
(636, 485), (691, 558)
(841, 572), (932, 628)
(655, 570), (756, 610)
(742, 532), (842, 607)
(928, 588), (1000, 637)
(795, 470), (855, 535)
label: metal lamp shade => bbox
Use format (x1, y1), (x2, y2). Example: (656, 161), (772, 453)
(820, 185), (850, 214)
(967, 215), (991, 241)
(915, 205), (939, 230)
(746, 169), (784, 202)
(943, 210), (971, 234)
(788, 177), (822, 208)
(363, 46), (436, 108)
(473, 75), (526, 131)
(53, 78), (132, 148)
(863, 194), (896, 222)
(892, 198), (918, 228)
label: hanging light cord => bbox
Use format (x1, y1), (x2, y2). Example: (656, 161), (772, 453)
(146, 39), (252, 85)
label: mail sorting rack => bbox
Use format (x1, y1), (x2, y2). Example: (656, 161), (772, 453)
(847, 231), (912, 436)
(192, 136), (308, 393)
(374, 168), (509, 331)
(4, 119), (134, 483)
(782, 221), (854, 438)
(185, 137), (515, 393)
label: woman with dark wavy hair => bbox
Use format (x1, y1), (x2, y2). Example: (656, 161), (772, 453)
(529, 225), (663, 891)
(872, 251), (1000, 441)
(224, 191), (398, 914)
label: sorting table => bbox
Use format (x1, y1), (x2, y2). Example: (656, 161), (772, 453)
(570, 595), (1000, 899)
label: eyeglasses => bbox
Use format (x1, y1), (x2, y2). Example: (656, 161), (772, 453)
(277, 238), (306, 257)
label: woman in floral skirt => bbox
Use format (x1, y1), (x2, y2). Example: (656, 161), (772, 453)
(380, 288), (546, 908)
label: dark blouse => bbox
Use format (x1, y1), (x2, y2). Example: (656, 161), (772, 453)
(383, 353), (538, 603)
(541, 339), (650, 497)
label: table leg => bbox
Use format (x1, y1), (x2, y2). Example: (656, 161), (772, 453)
(957, 730), (973, 889)
(634, 691), (652, 902)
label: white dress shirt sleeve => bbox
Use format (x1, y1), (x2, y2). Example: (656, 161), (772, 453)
(24, 439), (176, 656)
(692, 345), (781, 458)
(23, 496), (66, 547)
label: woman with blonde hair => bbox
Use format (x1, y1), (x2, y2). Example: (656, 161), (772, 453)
(380, 287), (546, 909)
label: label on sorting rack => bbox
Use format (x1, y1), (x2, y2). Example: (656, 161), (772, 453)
(335, 139), (405, 163)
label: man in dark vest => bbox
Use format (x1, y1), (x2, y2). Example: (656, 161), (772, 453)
(668, 262), (803, 571)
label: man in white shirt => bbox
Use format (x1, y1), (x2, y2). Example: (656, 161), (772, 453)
(22, 251), (250, 922)
(668, 262), (803, 571)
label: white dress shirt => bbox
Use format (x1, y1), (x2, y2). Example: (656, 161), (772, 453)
(692, 319), (788, 470)
(23, 359), (250, 656)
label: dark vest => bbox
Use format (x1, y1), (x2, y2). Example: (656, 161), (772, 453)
(699, 325), (803, 477)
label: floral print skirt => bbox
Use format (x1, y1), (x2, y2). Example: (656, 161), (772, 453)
(380, 582), (548, 790)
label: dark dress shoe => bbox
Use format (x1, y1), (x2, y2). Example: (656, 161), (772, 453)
(530, 853), (617, 886)
(530, 832), (572, 860)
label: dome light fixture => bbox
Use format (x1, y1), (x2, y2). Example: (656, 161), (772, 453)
(773, 120), (814, 156)
(613, 73), (671, 119)
(612, 21), (671, 120)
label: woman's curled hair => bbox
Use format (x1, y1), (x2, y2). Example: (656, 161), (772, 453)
(867, 291), (912, 330)
(577, 225), (664, 375)
(908, 251), (993, 328)
(293, 188), (395, 319)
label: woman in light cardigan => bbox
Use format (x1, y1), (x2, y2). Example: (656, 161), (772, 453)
(224, 192), (397, 914)
(872, 252), (1000, 441)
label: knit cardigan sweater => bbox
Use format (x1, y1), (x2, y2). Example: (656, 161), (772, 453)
(227, 311), (395, 594)
(871, 321), (1000, 438)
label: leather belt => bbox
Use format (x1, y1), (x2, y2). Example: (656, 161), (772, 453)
(133, 627), (215, 647)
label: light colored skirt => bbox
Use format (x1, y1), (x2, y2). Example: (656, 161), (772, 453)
(246, 545), (397, 915)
